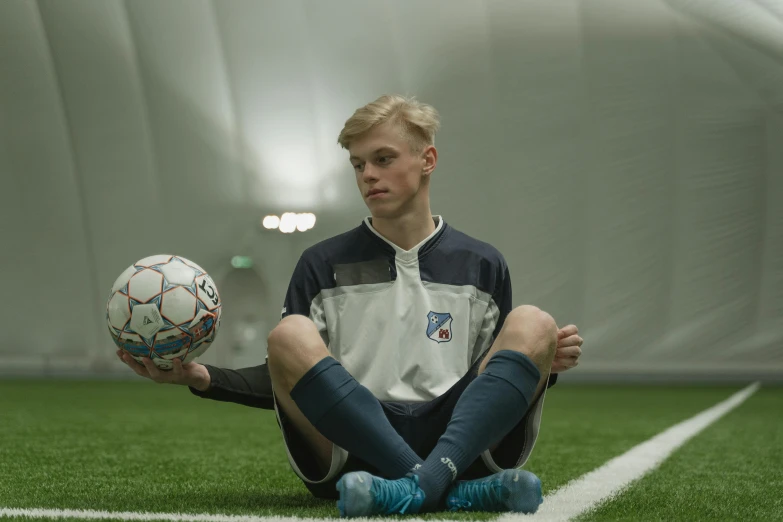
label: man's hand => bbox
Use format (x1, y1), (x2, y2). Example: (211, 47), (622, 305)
(552, 325), (583, 373)
(116, 349), (211, 391)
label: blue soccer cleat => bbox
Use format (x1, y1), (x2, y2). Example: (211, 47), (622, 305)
(445, 469), (543, 513)
(336, 471), (426, 517)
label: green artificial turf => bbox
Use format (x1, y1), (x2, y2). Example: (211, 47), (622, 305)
(0, 381), (757, 521)
(579, 387), (783, 522)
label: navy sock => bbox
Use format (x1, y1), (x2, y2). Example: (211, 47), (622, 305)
(290, 357), (423, 478)
(413, 350), (541, 510)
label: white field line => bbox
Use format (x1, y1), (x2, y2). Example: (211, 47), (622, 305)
(0, 510), (404, 522)
(1, 383), (759, 522)
(509, 381), (761, 521)
(0, 510), (422, 522)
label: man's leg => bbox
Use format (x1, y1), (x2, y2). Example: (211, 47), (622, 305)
(478, 306), (554, 405)
(267, 314), (423, 481)
(411, 305), (557, 511)
(267, 316), (334, 476)
(336, 305), (557, 516)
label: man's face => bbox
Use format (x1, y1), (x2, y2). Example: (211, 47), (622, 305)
(348, 123), (432, 219)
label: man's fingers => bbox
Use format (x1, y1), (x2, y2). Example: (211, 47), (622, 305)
(557, 325), (578, 339)
(172, 357), (183, 378)
(141, 357), (165, 381)
(552, 332), (582, 373)
(556, 345), (582, 359)
(119, 351), (151, 378)
(551, 357), (579, 374)
(118, 351), (175, 382)
(558, 334), (583, 348)
(551, 360), (574, 373)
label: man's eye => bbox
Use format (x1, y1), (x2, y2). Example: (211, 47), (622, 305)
(378, 156), (391, 164)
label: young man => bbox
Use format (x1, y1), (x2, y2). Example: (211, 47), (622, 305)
(118, 95), (583, 516)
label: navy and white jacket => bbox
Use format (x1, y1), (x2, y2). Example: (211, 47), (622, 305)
(191, 216), (555, 407)
(285, 216), (514, 401)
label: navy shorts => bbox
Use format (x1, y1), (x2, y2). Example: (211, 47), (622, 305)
(279, 351), (537, 500)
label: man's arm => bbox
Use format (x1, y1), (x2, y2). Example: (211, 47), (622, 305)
(188, 364), (274, 409)
(188, 252), (326, 410)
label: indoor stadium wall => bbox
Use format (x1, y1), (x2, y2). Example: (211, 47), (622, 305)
(1, 0), (781, 380)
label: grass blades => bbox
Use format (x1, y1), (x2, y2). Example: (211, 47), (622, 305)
(579, 387), (782, 522)
(0, 381), (754, 520)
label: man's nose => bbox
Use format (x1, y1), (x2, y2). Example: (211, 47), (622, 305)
(362, 163), (379, 182)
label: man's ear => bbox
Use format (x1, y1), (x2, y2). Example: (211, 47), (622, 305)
(421, 145), (437, 175)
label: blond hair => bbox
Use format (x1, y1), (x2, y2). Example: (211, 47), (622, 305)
(337, 94), (441, 153)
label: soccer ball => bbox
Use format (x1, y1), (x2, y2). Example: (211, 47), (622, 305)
(106, 255), (222, 370)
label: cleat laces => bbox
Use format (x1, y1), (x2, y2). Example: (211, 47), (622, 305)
(448, 479), (509, 512)
(371, 475), (423, 515)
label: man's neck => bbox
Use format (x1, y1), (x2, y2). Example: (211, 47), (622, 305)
(370, 210), (437, 252)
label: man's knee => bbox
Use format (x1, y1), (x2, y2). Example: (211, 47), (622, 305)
(267, 315), (326, 390)
(502, 305), (558, 362)
(268, 315), (315, 354)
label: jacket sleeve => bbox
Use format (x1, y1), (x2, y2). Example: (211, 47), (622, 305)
(280, 254), (330, 345)
(188, 364), (274, 409)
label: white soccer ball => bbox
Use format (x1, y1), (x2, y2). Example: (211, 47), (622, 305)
(106, 255), (222, 370)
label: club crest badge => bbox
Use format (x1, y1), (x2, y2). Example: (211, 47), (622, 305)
(427, 311), (453, 344)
